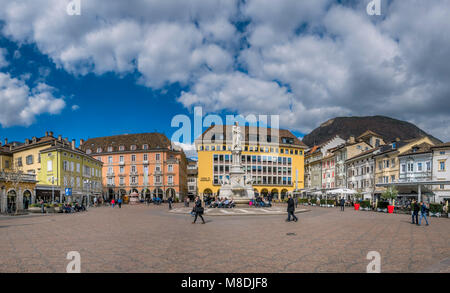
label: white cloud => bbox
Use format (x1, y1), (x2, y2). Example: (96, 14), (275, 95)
(0, 48), (8, 68)
(172, 141), (197, 159)
(0, 72), (66, 127)
(0, 0), (450, 141)
(71, 104), (80, 111)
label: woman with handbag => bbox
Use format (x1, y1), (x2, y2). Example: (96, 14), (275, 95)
(193, 196), (206, 224)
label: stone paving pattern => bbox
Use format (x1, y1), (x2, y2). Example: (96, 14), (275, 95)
(0, 204), (449, 273)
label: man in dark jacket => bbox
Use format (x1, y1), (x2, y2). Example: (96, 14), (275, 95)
(411, 200), (419, 225)
(286, 195), (298, 222)
(340, 197), (345, 211)
(192, 196), (205, 224)
(168, 196), (173, 210)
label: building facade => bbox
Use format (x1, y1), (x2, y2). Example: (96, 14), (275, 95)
(373, 136), (434, 196)
(187, 158), (198, 199)
(0, 132), (99, 208)
(81, 133), (188, 201)
(431, 143), (450, 203)
(196, 125), (307, 200)
(38, 142), (103, 204)
(398, 143), (433, 183)
(346, 148), (378, 199)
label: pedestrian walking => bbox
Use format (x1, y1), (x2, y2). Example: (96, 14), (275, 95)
(118, 197), (122, 208)
(411, 200), (419, 225)
(168, 195), (173, 210)
(286, 195), (298, 222)
(192, 196), (205, 224)
(419, 201), (429, 226)
(340, 197), (345, 211)
(111, 198), (115, 208)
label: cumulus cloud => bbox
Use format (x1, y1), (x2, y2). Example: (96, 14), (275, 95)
(0, 48), (8, 68)
(0, 0), (449, 141)
(71, 104), (80, 111)
(172, 141), (198, 159)
(0, 72), (66, 127)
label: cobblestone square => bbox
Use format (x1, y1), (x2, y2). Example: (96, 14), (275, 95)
(0, 204), (449, 273)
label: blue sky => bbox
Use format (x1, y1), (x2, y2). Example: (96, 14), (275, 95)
(0, 0), (449, 153)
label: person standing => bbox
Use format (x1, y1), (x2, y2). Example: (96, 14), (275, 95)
(118, 197), (122, 208)
(111, 198), (115, 208)
(40, 199), (45, 214)
(286, 195), (298, 222)
(192, 196), (205, 224)
(411, 200), (419, 225)
(340, 197), (345, 211)
(268, 193), (273, 206)
(419, 201), (429, 226)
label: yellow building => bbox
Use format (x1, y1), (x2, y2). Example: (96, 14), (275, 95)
(1, 131), (102, 205)
(373, 136), (434, 195)
(195, 125), (307, 200)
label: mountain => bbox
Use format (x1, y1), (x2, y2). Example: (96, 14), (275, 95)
(301, 116), (442, 147)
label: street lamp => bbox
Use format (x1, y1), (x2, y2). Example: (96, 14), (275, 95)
(84, 179), (91, 209)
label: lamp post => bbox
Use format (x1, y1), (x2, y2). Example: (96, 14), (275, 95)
(50, 176), (58, 203)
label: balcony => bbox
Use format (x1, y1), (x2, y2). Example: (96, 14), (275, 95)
(154, 181), (163, 186)
(107, 172), (115, 177)
(130, 171), (138, 176)
(119, 161), (125, 165)
(143, 160), (149, 165)
(154, 170), (162, 175)
(130, 182), (139, 186)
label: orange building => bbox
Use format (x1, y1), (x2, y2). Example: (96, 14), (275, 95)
(81, 133), (188, 201)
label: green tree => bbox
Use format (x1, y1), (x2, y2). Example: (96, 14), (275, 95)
(381, 187), (398, 205)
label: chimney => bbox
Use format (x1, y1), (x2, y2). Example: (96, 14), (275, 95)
(4, 138), (8, 145)
(58, 135), (62, 141)
(65, 137), (69, 143)
(32, 136), (37, 143)
(25, 139), (30, 145)
(0, 142), (2, 147)
(348, 136), (355, 144)
(71, 139), (76, 150)
(80, 139), (85, 146)
(45, 131), (49, 137)
(49, 131), (54, 137)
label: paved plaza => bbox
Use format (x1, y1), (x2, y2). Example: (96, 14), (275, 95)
(0, 204), (449, 273)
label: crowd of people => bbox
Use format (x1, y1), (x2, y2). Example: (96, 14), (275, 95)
(209, 197), (236, 208)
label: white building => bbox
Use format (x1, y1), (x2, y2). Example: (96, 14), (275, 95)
(398, 143), (433, 183)
(431, 143), (450, 203)
(346, 148), (379, 200)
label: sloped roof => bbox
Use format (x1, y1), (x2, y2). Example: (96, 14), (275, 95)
(81, 133), (172, 154)
(431, 142), (450, 149)
(197, 125), (307, 148)
(398, 142), (433, 157)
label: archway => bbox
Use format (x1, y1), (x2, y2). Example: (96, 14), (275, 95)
(142, 189), (151, 200)
(281, 189), (288, 200)
(261, 189), (269, 199)
(203, 188), (213, 204)
(271, 188), (279, 200)
(108, 188), (115, 200)
(23, 190), (32, 209)
(7, 190), (17, 213)
(166, 188), (176, 200)
(153, 188), (163, 200)
(119, 189), (127, 200)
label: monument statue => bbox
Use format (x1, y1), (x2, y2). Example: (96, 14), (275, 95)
(219, 123), (254, 206)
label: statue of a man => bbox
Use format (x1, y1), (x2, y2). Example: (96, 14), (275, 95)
(232, 125), (241, 150)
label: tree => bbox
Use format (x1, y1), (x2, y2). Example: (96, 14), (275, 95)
(381, 186), (398, 205)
